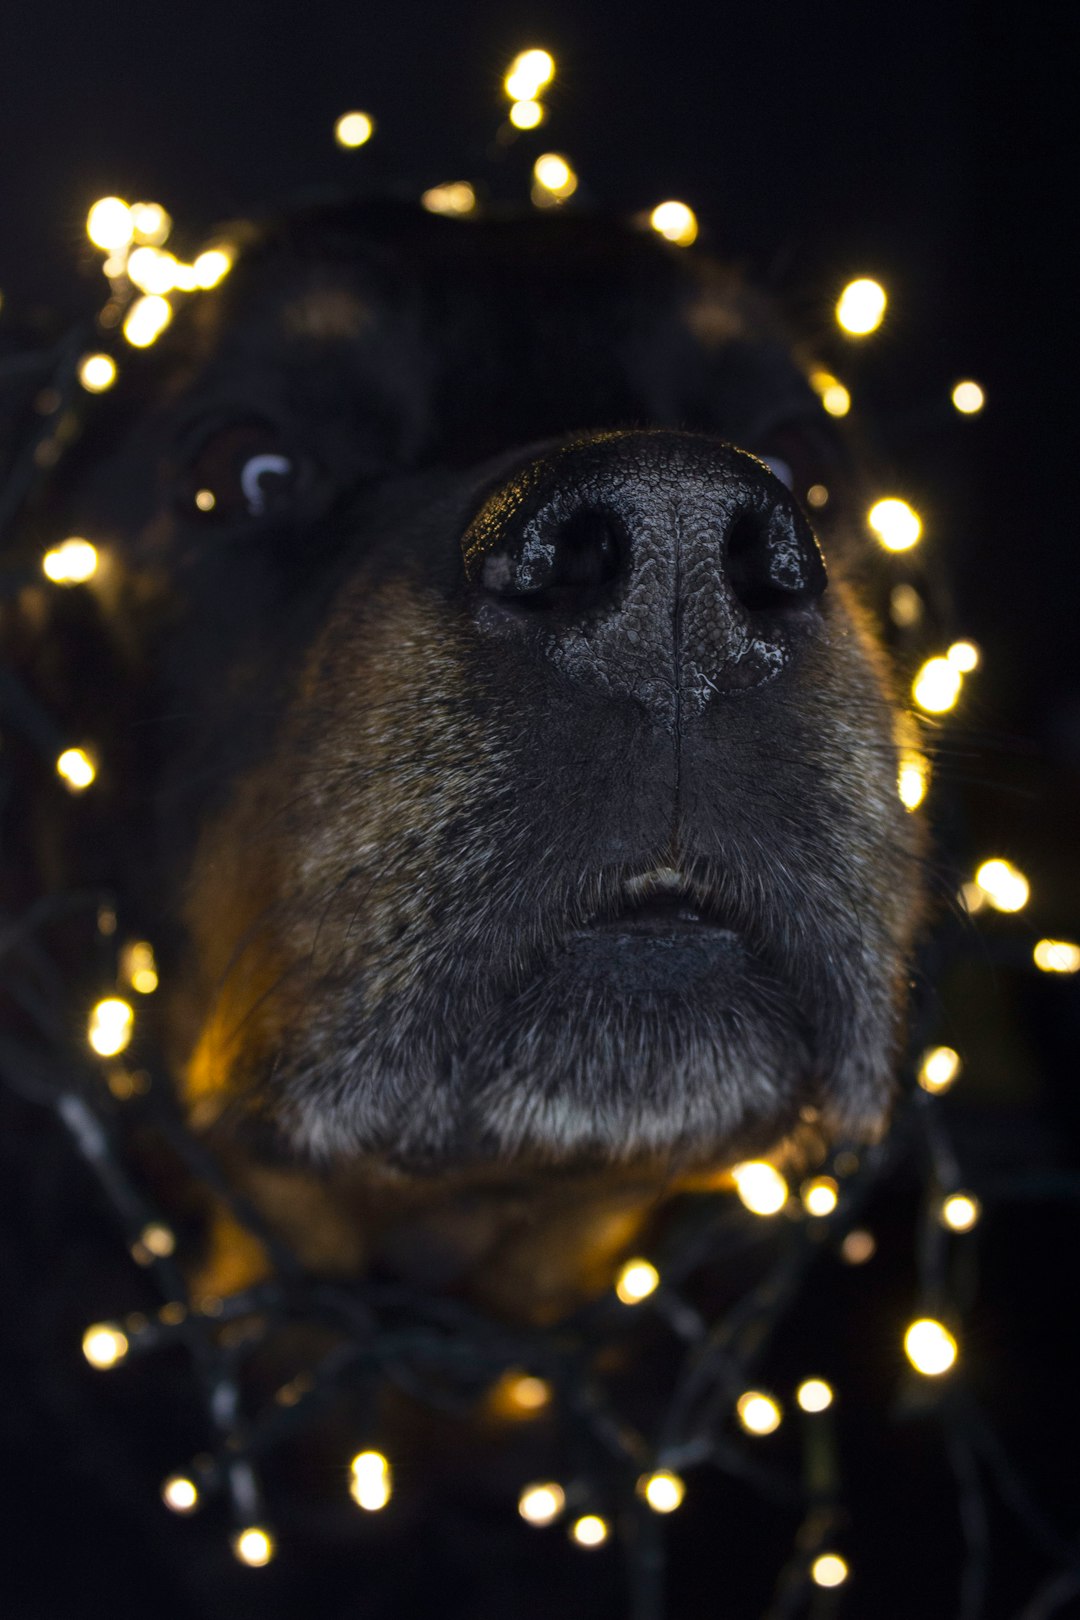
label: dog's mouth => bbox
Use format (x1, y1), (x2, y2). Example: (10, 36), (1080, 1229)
(582, 865), (739, 937)
(563, 866), (744, 992)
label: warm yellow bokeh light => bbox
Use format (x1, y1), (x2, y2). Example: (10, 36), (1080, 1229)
(810, 369), (852, 417)
(890, 582), (923, 627)
(904, 1318), (958, 1376)
(508, 1374), (552, 1411)
(88, 997), (134, 1057)
(941, 1193), (981, 1233)
(43, 538), (99, 584)
(78, 353), (117, 393)
(640, 1470), (685, 1513)
(897, 752), (929, 811)
(571, 1514), (609, 1547)
(519, 1482), (565, 1525)
(193, 249), (233, 289)
(124, 940), (159, 994)
(505, 49), (555, 101)
(952, 380), (985, 415)
(649, 201), (698, 247)
(127, 247), (179, 296)
(233, 1527), (275, 1567)
(868, 497), (922, 552)
(420, 181), (477, 216)
(123, 294), (173, 348)
(335, 111), (374, 148)
(841, 1228), (876, 1265)
(87, 197), (134, 252)
(912, 656), (963, 714)
(975, 858), (1030, 913)
(533, 153), (577, 197)
(796, 1379), (834, 1413)
(801, 1176), (839, 1217)
(162, 1474), (198, 1513)
(130, 202), (172, 246)
(509, 99), (545, 129)
(1034, 938), (1080, 974)
(57, 747), (97, 791)
(736, 1391), (782, 1435)
(82, 1323), (129, 1369)
(836, 277), (886, 335)
(140, 1221), (176, 1257)
(731, 1160), (789, 1216)
(919, 1045), (961, 1094)
(811, 1553), (849, 1588)
(350, 1450), (392, 1511)
(947, 640), (981, 673)
(615, 1258), (660, 1304)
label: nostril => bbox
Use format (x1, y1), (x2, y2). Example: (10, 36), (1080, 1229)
(725, 504), (828, 615)
(480, 504), (626, 613)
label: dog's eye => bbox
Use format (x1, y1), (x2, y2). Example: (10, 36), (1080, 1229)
(180, 421), (301, 523)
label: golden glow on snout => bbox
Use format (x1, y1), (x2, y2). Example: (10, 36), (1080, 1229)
(77, 353), (117, 393)
(350, 1449), (392, 1511)
(519, 1481), (565, 1525)
(952, 379), (986, 414)
(736, 1391), (783, 1435)
(43, 538), (99, 584)
(86, 196), (134, 251)
(918, 1045), (961, 1093)
(615, 1258), (660, 1304)
(1034, 938), (1080, 974)
(836, 276), (887, 335)
(731, 1160), (789, 1216)
(868, 497), (922, 551)
(88, 997), (134, 1057)
(904, 1318), (958, 1377)
(912, 656), (962, 714)
(56, 746), (97, 791)
(974, 857), (1030, 913)
(334, 110), (374, 148)
(649, 201), (699, 247)
(82, 1322), (129, 1369)
(640, 1470), (685, 1513)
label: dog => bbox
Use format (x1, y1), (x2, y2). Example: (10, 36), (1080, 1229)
(6, 197), (923, 1319)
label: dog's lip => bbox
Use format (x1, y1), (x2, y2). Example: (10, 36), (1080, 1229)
(583, 866), (740, 937)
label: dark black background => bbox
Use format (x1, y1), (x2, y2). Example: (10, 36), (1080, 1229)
(2, 4), (1078, 1617)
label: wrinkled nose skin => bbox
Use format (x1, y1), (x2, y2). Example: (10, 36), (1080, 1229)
(461, 430), (828, 725)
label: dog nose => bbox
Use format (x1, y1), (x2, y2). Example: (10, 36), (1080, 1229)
(461, 430), (827, 714)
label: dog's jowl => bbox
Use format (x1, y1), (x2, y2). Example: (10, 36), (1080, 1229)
(17, 202), (924, 1303)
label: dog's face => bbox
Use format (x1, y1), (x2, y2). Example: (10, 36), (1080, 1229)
(38, 201), (923, 1172)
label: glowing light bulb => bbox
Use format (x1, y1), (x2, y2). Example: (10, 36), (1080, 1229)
(124, 940), (159, 994)
(952, 380), (985, 414)
(505, 49), (555, 101)
(868, 497), (922, 552)
(87, 197), (134, 252)
(126, 246), (179, 295)
(640, 1470), (685, 1513)
(731, 1160), (789, 1216)
(123, 294), (173, 348)
(940, 1193), (981, 1233)
(82, 1322), (128, 1368)
(796, 1378), (834, 1413)
(974, 857), (1030, 913)
(172, 263), (198, 292)
(519, 1482), (565, 1525)
(162, 1475), (198, 1513)
(810, 369), (852, 417)
(649, 201), (699, 247)
(509, 99), (545, 129)
(836, 277), (886, 335)
(918, 1046), (961, 1094)
(571, 1514), (609, 1547)
(615, 1258), (660, 1304)
(533, 153), (577, 198)
(897, 752), (929, 811)
(736, 1391), (782, 1435)
(129, 202), (172, 246)
(811, 1553), (849, 1588)
(335, 111), (374, 148)
(88, 997), (134, 1057)
(904, 1318), (958, 1376)
(1034, 938), (1080, 974)
(195, 489), (216, 511)
(504, 1374), (552, 1412)
(947, 640), (980, 673)
(420, 181), (477, 216)
(57, 747), (96, 791)
(912, 656), (963, 714)
(350, 1450), (392, 1511)
(801, 1176), (839, 1217)
(78, 353), (117, 393)
(233, 1527), (275, 1567)
(193, 248), (233, 289)
(43, 538), (98, 584)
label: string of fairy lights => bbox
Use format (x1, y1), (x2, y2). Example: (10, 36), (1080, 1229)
(2, 46), (1080, 1618)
